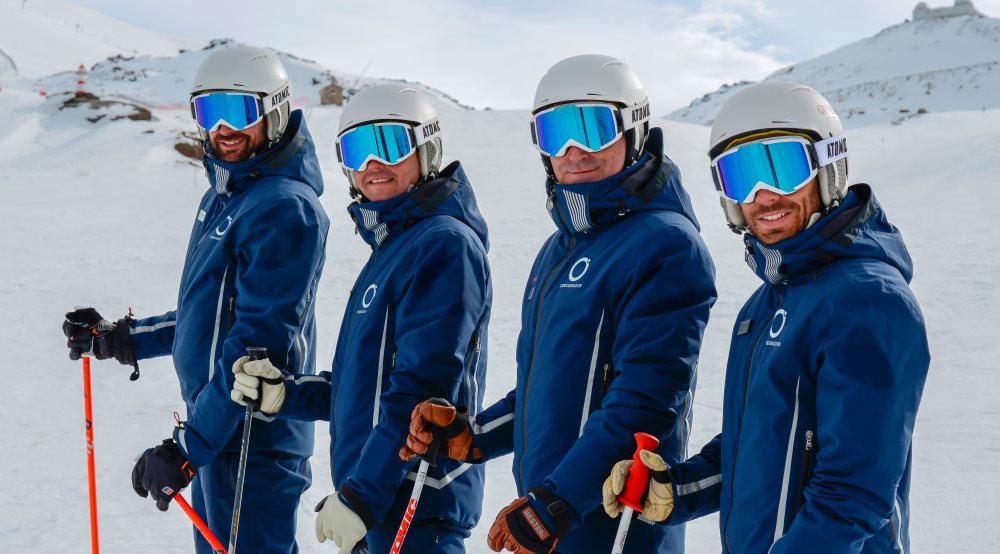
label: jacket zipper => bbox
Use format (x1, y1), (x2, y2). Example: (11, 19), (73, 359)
(723, 292), (775, 553)
(226, 296), (236, 332)
(796, 430), (815, 509)
(599, 363), (612, 398)
(519, 189), (575, 487)
(466, 335), (482, 414)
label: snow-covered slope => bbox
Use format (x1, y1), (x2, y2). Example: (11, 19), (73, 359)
(667, 12), (1000, 127)
(2, 5), (999, 554)
(0, 0), (199, 80)
(2, 90), (999, 554)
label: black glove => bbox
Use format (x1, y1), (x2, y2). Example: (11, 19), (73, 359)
(131, 439), (197, 511)
(63, 307), (139, 380)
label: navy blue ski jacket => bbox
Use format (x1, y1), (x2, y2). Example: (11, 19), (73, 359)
(473, 129), (717, 553)
(280, 161), (491, 530)
(666, 185), (929, 553)
(129, 111), (329, 466)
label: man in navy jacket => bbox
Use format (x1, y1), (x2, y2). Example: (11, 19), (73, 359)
(62, 46), (329, 553)
(602, 82), (930, 553)
(402, 55), (716, 554)
(232, 84), (491, 553)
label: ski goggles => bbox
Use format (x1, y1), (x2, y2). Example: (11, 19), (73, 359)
(336, 119), (441, 172)
(191, 84), (291, 132)
(531, 100), (650, 158)
(191, 92), (265, 132)
(711, 134), (847, 204)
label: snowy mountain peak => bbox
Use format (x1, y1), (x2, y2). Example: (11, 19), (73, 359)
(666, 5), (1000, 127)
(0, 0), (198, 80)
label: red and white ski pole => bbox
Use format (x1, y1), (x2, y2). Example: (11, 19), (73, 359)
(611, 432), (660, 554)
(82, 355), (100, 554)
(390, 398), (451, 553)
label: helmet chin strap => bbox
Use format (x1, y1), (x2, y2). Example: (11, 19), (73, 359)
(806, 212), (823, 229)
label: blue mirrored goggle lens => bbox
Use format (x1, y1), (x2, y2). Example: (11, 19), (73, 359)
(191, 93), (262, 131)
(338, 124), (415, 172)
(715, 141), (814, 203)
(534, 104), (620, 157)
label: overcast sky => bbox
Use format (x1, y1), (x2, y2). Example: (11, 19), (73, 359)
(71, 0), (1000, 113)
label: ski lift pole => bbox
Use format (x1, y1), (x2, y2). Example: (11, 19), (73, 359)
(611, 432), (660, 554)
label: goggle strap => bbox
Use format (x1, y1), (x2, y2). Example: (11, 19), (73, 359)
(262, 84), (291, 114)
(621, 99), (651, 131)
(413, 118), (441, 146)
(814, 134), (848, 166)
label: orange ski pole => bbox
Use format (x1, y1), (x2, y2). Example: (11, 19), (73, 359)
(176, 494), (228, 554)
(82, 356), (100, 554)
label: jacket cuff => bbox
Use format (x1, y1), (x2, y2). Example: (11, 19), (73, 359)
(339, 483), (377, 530)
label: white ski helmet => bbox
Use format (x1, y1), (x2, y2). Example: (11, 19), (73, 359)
(708, 81), (849, 232)
(532, 54), (651, 178)
(190, 45), (292, 145)
(337, 83), (443, 199)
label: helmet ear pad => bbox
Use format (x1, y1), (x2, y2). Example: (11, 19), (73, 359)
(264, 102), (291, 144)
(418, 136), (443, 180)
(818, 157), (849, 209)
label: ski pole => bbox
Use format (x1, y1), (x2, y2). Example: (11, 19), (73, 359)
(82, 355), (100, 554)
(230, 346), (267, 554)
(611, 432), (660, 554)
(176, 494), (228, 554)
(390, 398), (450, 553)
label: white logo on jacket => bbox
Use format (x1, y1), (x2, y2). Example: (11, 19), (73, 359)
(357, 284), (378, 314)
(766, 308), (787, 346)
(560, 257), (591, 288)
(210, 216), (233, 240)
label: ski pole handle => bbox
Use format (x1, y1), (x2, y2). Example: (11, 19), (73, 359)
(243, 347), (269, 410)
(610, 432), (660, 554)
(416, 398), (452, 468)
(617, 432), (660, 512)
(176, 494), (228, 554)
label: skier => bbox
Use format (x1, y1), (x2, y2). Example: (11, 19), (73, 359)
(601, 81), (930, 553)
(61, 45), (329, 553)
(231, 84), (492, 553)
(401, 54), (717, 553)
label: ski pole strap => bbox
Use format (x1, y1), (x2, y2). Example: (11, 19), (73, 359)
(528, 485), (572, 537)
(336, 484), (377, 531)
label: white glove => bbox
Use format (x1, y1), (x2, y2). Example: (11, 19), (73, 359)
(230, 355), (286, 415)
(314, 493), (368, 553)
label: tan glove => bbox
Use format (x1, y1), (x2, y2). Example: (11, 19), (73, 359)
(602, 449), (674, 522)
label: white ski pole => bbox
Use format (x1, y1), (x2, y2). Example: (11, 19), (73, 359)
(611, 432), (660, 554)
(390, 459), (430, 554)
(390, 397), (451, 553)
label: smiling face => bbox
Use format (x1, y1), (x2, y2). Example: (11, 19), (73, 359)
(549, 139), (626, 184)
(208, 120), (267, 163)
(739, 178), (823, 244)
(353, 155), (421, 202)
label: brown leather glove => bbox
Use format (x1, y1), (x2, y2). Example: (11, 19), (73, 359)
(399, 399), (482, 463)
(487, 486), (569, 553)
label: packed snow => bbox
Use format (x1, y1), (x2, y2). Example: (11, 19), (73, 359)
(2, 3), (998, 554)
